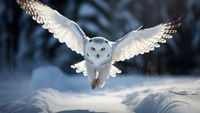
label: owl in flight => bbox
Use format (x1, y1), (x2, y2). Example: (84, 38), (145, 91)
(16, 0), (182, 89)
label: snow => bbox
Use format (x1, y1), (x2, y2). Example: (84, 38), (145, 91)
(79, 21), (100, 34)
(98, 14), (110, 28)
(0, 66), (200, 113)
(16, 23), (32, 65)
(121, 10), (140, 31)
(93, 0), (110, 12)
(1, 0), (200, 75)
(78, 3), (97, 17)
(122, 79), (200, 113)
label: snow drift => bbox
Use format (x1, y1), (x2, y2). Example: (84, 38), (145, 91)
(122, 78), (200, 113)
(0, 66), (200, 113)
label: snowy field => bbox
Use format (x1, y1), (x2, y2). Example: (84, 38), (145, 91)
(0, 66), (200, 113)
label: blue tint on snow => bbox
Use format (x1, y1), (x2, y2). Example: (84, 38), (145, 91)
(93, 0), (110, 12)
(79, 3), (97, 17)
(0, 66), (199, 113)
(98, 14), (110, 28)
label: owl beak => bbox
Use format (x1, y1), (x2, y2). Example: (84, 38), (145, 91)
(96, 53), (100, 58)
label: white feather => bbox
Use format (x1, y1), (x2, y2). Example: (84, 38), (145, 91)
(17, 0), (181, 88)
(112, 23), (176, 62)
(20, 0), (89, 55)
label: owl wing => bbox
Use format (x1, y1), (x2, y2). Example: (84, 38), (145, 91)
(16, 0), (89, 55)
(112, 16), (182, 63)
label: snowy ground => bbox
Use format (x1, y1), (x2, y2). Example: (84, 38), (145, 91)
(0, 66), (200, 113)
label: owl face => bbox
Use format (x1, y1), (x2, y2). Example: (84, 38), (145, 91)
(84, 37), (112, 62)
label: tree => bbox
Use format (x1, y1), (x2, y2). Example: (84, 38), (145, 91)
(0, 0), (199, 75)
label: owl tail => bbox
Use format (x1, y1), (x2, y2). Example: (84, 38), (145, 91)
(71, 60), (121, 77)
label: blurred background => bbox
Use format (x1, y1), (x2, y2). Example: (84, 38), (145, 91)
(0, 0), (200, 76)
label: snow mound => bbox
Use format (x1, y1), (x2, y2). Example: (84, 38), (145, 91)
(122, 78), (200, 113)
(30, 66), (90, 92)
(1, 66), (200, 113)
(30, 66), (68, 91)
(0, 88), (131, 113)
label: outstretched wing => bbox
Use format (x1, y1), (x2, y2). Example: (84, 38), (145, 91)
(112, 16), (182, 63)
(16, 0), (89, 55)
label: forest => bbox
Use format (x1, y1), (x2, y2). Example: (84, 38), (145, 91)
(0, 0), (200, 75)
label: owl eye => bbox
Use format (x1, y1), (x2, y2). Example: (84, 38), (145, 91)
(91, 47), (96, 51)
(101, 47), (105, 51)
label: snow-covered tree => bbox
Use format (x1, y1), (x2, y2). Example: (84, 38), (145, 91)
(0, 0), (199, 75)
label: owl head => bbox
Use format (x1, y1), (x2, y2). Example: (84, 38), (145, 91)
(84, 37), (112, 61)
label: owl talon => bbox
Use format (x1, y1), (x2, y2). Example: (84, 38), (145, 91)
(96, 79), (103, 87)
(92, 86), (95, 90)
(90, 80), (97, 89)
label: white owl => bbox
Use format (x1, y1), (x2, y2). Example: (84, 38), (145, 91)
(16, 0), (182, 89)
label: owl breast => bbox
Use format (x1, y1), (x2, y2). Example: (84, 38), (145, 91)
(85, 55), (111, 71)
(84, 37), (113, 71)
